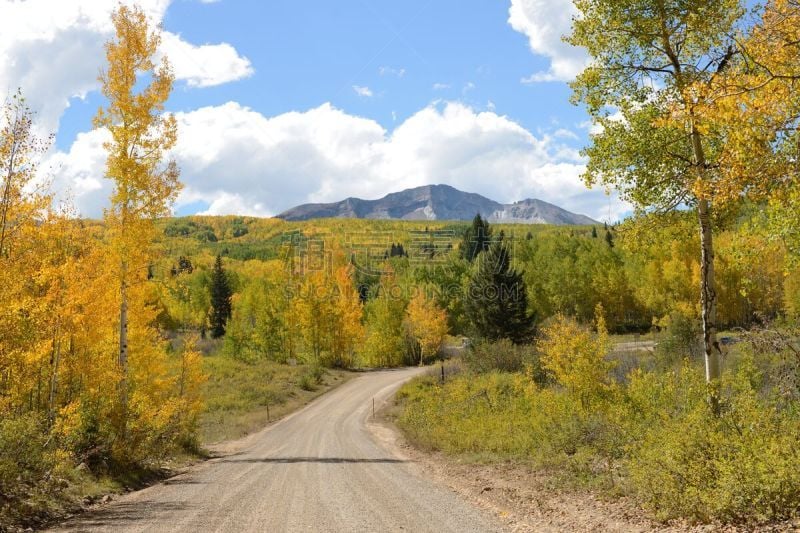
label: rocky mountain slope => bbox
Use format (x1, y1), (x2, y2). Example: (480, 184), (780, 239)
(277, 184), (598, 225)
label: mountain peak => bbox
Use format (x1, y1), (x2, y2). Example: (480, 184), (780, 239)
(276, 186), (598, 225)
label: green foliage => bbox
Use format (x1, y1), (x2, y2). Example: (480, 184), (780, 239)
(223, 273), (292, 363)
(209, 254), (232, 338)
(0, 415), (59, 525)
(464, 240), (533, 343)
(359, 288), (411, 367)
(297, 365), (325, 392)
(462, 338), (545, 383)
(459, 214), (492, 262)
(654, 306), (703, 367)
(164, 219), (218, 242)
(413, 257), (471, 334)
(623, 359), (800, 522)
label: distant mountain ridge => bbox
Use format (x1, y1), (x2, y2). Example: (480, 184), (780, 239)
(276, 184), (598, 225)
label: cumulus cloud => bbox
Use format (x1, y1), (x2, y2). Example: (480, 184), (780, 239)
(159, 32), (253, 88)
(49, 101), (628, 222)
(508, 0), (589, 82)
(0, 0), (251, 132)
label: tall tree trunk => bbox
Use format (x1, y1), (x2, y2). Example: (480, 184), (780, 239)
(698, 199), (721, 411)
(691, 122), (722, 413)
(0, 119), (18, 258)
(48, 318), (62, 426)
(118, 261), (129, 435)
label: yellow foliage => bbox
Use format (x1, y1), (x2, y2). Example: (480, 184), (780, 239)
(404, 289), (449, 364)
(538, 308), (615, 407)
(290, 264), (364, 367)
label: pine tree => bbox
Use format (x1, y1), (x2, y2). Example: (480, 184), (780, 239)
(605, 230), (614, 248)
(464, 240), (534, 343)
(460, 214), (492, 262)
(209, 254), (232, 338)
(591, 226), (598, 238)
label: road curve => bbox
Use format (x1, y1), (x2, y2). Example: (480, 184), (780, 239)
(52, 367), (503, 533)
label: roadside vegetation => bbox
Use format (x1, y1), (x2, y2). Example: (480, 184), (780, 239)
(397, 319), (800, 524)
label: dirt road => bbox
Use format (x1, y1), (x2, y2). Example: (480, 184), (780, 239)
(52, 368), (503, 533)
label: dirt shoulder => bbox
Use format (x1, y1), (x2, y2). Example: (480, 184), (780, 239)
(371, 403), (797, 533)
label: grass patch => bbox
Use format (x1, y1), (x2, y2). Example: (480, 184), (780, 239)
(199, 355), (352, 444)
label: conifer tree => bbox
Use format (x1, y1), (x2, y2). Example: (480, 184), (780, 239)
(460, 213), (492, 262)
(464, 240), (533, 343)
(209, 254), (233, 338)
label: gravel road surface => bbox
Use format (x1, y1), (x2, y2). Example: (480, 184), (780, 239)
(51, 367), (503, 533)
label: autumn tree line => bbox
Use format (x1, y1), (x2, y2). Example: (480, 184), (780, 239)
(153, 206), (798, 369)
(0, 7), (205, 525)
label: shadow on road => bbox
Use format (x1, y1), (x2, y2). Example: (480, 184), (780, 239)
(217, 456), (408, 464)
(60, 500), (195, 528)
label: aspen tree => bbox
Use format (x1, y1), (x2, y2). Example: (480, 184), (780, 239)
(95, 5), (181, 432)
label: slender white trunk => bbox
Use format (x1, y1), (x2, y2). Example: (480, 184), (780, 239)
(48, 318), (62, 425)
(119, 260), (129, 433)
(691, 128), (722, 413)
(698, 201), (722, 396)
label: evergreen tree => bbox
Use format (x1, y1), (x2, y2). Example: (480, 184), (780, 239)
(591, 226), (598, 238)
(605, 230), (614, 248)
(464, 241), (534, 343)
(460, 213), (492, 262)
(209, 254), (233, 338)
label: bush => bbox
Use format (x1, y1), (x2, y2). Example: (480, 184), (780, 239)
(654, 306), (703, 367)
(538, 312), (616, 408)
(298, 365), (325, 391)
(463, 338), (545, 381)
(0, 414), (72, 527)
(396, 348), (800, 525)
(624, 358), (800, 523)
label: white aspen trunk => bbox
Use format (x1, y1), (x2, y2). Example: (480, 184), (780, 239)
(119, 260), (129, 433)
(691, 127), (722, 414)
(48, 318), (62, 425)
(698, 201), (722, 381)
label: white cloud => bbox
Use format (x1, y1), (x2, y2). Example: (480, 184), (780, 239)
(352, 85), (374, 98)
(554, 128), (579, 140)
(0, 0), (251, 133)
(159, 31), (253, 88)
(49, 101), (628, 222)
(44, 128), (114, 215)
(433, 83), (451, 90)
(379, 66), (405, 78)
(508, 0), (589, 82)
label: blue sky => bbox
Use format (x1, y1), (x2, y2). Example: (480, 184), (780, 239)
(2, 0), (627, 221)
